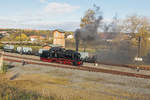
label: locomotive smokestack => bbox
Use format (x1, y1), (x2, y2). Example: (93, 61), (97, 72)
(76, 40), (79, 52)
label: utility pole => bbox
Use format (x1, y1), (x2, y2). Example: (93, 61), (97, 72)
(20, 32), (21, 44)
(20, 32), (23, 54)
(134, 36), (143, 71)
(137, 36), (141, 58)
(83, 42), (86, 52)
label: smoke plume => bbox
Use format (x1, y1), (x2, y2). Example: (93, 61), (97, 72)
(74, 5), (103, 51)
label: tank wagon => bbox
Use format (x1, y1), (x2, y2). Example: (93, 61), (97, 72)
(40, 47), (83, 66)
(3, 45), (47, 56)
(3, 45), (15, 52)
(16, 47), (32, 54)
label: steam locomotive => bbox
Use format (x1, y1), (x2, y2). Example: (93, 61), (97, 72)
(40, 47), (83, 66)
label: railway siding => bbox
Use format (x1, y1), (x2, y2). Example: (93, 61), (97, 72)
(3, 56), (150, 79)
(4, 52), (150, 75)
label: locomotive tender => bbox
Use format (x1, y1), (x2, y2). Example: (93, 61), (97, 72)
(3, 45), (15, 52)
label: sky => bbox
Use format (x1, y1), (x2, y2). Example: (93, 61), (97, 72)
(0, 0), (150, 31)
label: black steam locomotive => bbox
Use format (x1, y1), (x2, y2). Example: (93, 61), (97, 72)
(40, 47), (83, 66)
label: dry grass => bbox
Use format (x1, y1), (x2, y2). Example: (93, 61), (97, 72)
(83, 76), (126, 86)
(1, 71), (150, 100)
(21, 67), (42, 71)
(46, 69), (74, 77)
(7, 80), (112, 100)
(15, 73), (70, 85)
(0, 73), (125, 100)
(83, 76), (105, 82)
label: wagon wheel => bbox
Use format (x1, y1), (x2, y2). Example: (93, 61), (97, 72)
(20, 51), (23, 55)
(80, 61), (83, 65)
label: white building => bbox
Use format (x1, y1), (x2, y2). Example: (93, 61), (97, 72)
(67, 35), (74, 39)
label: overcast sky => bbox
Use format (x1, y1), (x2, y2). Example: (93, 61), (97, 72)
(0, 0), (150, 31)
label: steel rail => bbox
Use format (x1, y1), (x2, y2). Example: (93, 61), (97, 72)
(3, 57), (150, 79)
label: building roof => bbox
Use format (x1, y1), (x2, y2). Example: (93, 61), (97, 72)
(29, 35), (45, 39)
(53, 29), (65, 33)
(43, 44), (63, 47)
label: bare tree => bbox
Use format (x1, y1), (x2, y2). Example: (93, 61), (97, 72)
(123, 15), (149, 36)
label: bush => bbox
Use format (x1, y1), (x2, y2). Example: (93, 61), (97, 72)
(0, 44), (4, 49)
(0, 63), (8, 74)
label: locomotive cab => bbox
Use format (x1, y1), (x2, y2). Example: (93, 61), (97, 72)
(71, 52), (83, 66)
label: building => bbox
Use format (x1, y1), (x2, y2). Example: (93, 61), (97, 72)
(0, 31), (9, 37)
(0, 31), (7, 34)
(29, 35), (45, 42)
(67, 35), (74, 39)
(53, 29), (65, 47)
(42, 44), (63, 50)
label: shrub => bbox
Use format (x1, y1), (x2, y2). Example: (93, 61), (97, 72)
(0, 63), (8, 74)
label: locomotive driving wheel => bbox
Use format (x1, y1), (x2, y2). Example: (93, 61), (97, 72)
(73, 61), (78, 66)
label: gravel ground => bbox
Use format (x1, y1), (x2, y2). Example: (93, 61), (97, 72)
(85, 63), (150, 75)
(4, 60), (150, 99)
(3, 52), (150, 100)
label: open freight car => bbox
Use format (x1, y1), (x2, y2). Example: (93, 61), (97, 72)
(40, 47), (83, 66)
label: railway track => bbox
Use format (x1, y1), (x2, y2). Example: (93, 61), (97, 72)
(97, 62), (150, 70)
(4, 53), (40, 61)
(3, 54), (150, 79)
(3, 53), (150, 70)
